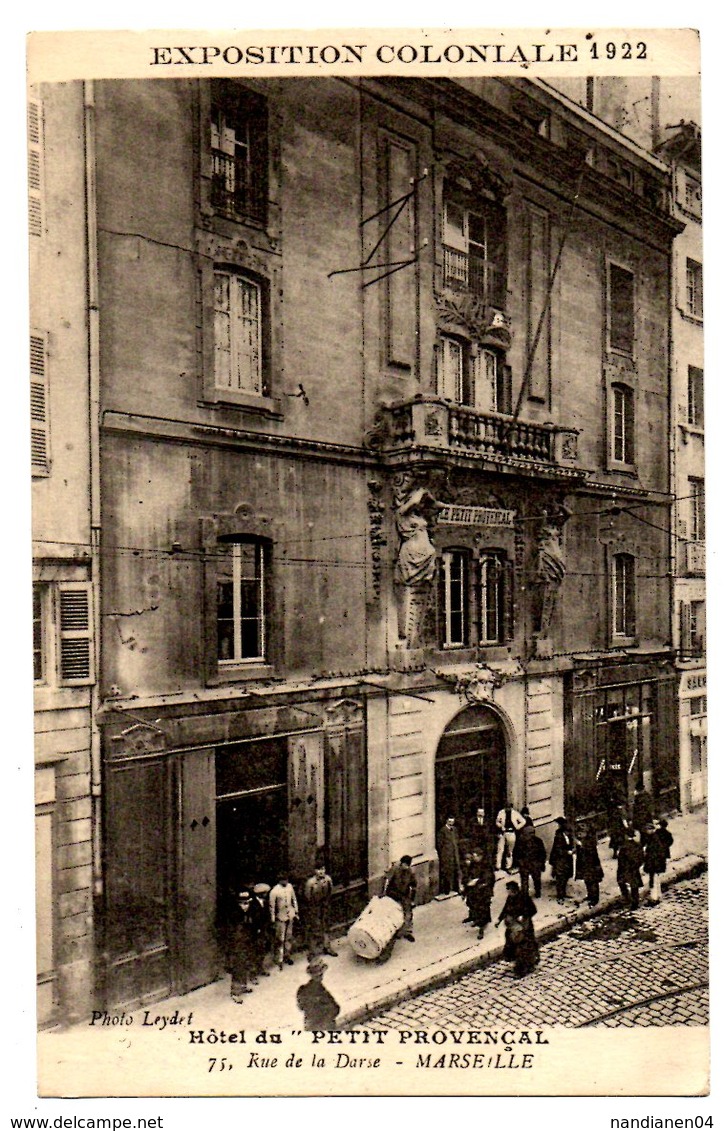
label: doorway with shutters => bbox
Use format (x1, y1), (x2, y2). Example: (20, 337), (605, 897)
(435, 705), (508, 843)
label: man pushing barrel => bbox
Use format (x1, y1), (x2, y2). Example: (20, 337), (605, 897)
(384, 854), (417, 942)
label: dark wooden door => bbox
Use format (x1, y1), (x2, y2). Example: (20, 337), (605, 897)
(287, 731), (324, 885)
(324, 700), (368, 925)
(104, 757), (172, 1008)
(176, 749), (218, 993)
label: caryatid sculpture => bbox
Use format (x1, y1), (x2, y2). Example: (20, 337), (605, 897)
(534, 502), (571, 656)
(392, 472), (440, 648)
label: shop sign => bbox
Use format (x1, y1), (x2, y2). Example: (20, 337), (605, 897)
(438, 505), (515, 527)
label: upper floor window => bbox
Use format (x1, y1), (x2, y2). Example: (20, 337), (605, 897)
(685, 259), (703, 320)
(33, 584), (44, 682)
(217, 539), (268, 665)
(442, 199), (506, 308)
(680, 599), (705, 659)
(438, 547), (512, 649)
(30, 331), (50, 477)
(210, 82), (267, 226)
(689, 478), (705, 542)
(677, 170), (702, 220)
(436, 336), (511, 414)
(214, 270), (265, 397)
(611, 383), (635, 467)
(688, 366), (704, 427)
(608, 263), (635, 355)
(612, 552), (636, 640)
(33, 581), (94, 687)
(28, 98), (44, 238)
(440, 549), (469, 648)
(479, 551), (508, 646)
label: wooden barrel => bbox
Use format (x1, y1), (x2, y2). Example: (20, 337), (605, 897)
(347, 896), (404, 959)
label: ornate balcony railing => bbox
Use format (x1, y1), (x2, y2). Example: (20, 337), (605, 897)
(366, 395), (582, 475)
(443, 246), (503, 307)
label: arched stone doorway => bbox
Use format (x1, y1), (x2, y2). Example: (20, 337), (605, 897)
(435, 706), (507, 839)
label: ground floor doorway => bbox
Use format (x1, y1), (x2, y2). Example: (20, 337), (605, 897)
(435, 705), (507, 844)
(215, 737), (288, 904)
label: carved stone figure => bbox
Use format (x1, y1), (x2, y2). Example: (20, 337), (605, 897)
(392, 472), (440, 647)
(534, 502), (571, 651)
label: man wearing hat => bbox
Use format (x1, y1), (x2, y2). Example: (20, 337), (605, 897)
(269, 872), (299, 969)
(252, 883), (272, 977)
(303, 858), (338, 958)
(227, 889), (258, 1003)
(296, 956), (340, 1031)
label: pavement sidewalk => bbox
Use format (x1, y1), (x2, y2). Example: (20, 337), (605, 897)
(124, 807), (707, 1032)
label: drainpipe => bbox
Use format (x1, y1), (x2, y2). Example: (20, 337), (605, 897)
(84, 80), (104, 983)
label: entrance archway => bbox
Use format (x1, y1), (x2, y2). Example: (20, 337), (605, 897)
(435, 706), (507, 840)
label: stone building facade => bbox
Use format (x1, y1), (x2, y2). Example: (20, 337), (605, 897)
(31, 75), (683, 1014)
(30, 83), (98, 1025)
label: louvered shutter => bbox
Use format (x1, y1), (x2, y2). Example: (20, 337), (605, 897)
(28, 99), (44, 238)
(58, 583), (94, 685)
(30, 332), (50, 476)
(502, 557), (515, 642)
(679, 602), (691, 658)
(499, 363), (513, 415)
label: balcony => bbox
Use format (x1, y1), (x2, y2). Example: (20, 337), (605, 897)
(443, 246), (503, 307)
(685, 541), (706, 577)
(366, 395), (584, 482)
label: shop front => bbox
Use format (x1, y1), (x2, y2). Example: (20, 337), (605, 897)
(100, 695), (368, 1010)
(564, 659), (679, 834)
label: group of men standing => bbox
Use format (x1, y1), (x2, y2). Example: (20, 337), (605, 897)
(221, 857), (339, 1004)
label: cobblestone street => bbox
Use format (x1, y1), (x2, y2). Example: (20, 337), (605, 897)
(366, 873), (708, 1030)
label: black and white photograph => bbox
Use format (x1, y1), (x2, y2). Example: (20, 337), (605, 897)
(20, 24), (710, 1099)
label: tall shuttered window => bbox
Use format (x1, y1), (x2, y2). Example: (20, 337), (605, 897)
(685, 259), (703, 319)
(440, 549), (469, 648)
(31, 332), (50, 477)
(210, 83), (268, 226)
(687, 366), (704, 427)
(611, 383), (635, 466)
(612, 553), (636, 640)
(217, 540), (267, 664)
(57, 583), (94, 685)
(33, 584), (45, 682)
(608, 263), (635, 355)
(28, 99), (43, 238)
(214, 271), (263, 396)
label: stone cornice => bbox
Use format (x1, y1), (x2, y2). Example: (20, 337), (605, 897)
(102, 410), (379, 469)
(379, 77), (683, 249)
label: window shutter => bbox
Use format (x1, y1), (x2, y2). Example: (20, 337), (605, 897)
(28, 98), (44, 238)
(499, 363), (513, 415)
(58, 583), (94, 684)
(30, 332), (50, 476)
(679, 601), (691, 657)
(502, 558), (515, 642)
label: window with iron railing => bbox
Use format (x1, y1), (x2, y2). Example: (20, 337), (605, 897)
(442, 199), (505, 307)
(210, 83), (268, 226)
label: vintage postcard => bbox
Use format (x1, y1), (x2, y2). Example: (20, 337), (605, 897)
(25, 25), (708, 1099)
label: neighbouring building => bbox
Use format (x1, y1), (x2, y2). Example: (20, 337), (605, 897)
(30, 83), (98, 1025)
(31, 75), (684, 1015)
(658, 122), (705, 813)
(548, 76), (706, 814)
